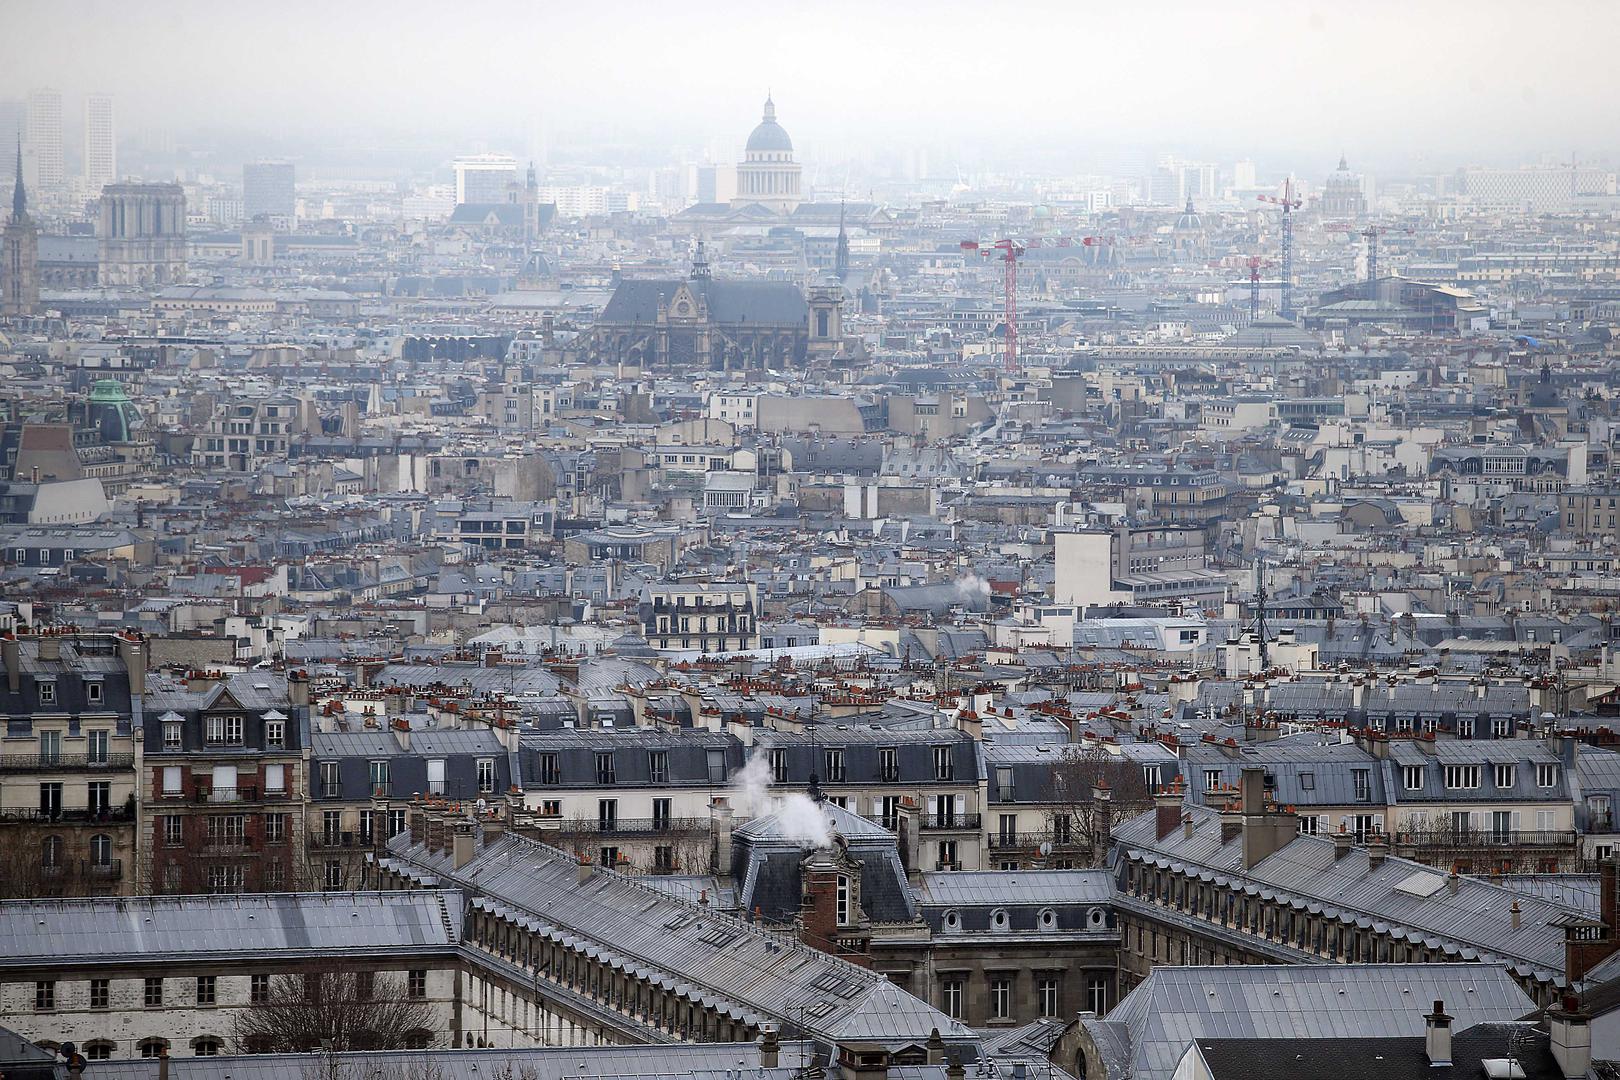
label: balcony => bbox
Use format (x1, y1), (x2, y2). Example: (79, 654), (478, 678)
(0, 753), (135, 772)
(921, 814), (982, 831)
(191, 785), (260, 804)
(550, 817), (711, 836)
(988, 830), (1084, 851)
(0, 806), (136, 825)
(1404, 829), (1579, 850)
(309, 831), (375, 850)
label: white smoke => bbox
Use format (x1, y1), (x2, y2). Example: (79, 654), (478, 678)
(954, 573), (991, 600)
(732, 749), (833, 849)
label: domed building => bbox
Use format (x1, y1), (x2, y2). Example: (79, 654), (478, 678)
(1320, 155), (1367, 219)
(732, 95), (802, 214)
(84, 378), (144, 443)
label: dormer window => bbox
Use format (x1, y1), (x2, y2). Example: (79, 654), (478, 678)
(991, 908), (1009, 931)
(38, 682), (56, 706)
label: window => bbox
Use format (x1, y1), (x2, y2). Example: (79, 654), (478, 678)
(389, 809), (407, 837)
(539, 752), (560, 785)
(206, 864), (245, 894)
(1493, 717), (1512, 738)
(192, 1038), (222, 1056)
(878, 747), (899, 782)
(649, 750), (668, 784)
(320, 760), (340, 797)
(598, 798), (618, 831)
(1087, 975), (1110, 1015)
(197, 976), (216, 1006)
(836, 874), (851, 925)
(264, 720), (284, 748)
(39, 782), (62, 818)
(937, 839), (958, 868)
(163, 721), (183, 751)
(139, 1040), (169, 1059)
(265, 813), (286, 843)
(1445, 765), (1481, 789)
(1403, 765), (1425, 791)
(477, 758), (495, 794)
(1039, 977), (1060, 1018)
(408, 970), (427, 999)
(89, 781), (111, 814)
(264, 763), (286, 795)
(1458, 718), (1476, 738)
(1204, 769), (1221, 792)
(990, 976), (1012, 1020)
(652, 797), (672, 830)
(427, 758), (446, 795)
(162, 814), (183, 845)
(205, 715), (244, 745)
(90, 978), (109, 1009)
(880, 795), (901, 832)
(35, 980), (55, 1011)
(90, 833), (112, 867)
(251, 974), (270, 1005)
(770, 747), (789, 783)
(934, 745), (955, 781)
(87, 729), (109, 763)
(941, 978), (964, 1019)
(206, 814), (245, 847)
(1299, 771), (1315, 791)
(706, 749), (727, 784)
(595, 752), (615, 785)
(824, 748), (845, 783)
(145, 977), (164, 1008)
(368, 760), (390, 795)
(324, 860), (343, 890)
(1352, 769), (1371, 801)
(1494, 764), (1515, 789)
(1539, 763), (1560, 787)
(84, 1041), (114, 1061)
(39, 682), (56, 705)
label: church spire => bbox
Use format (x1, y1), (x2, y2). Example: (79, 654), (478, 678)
(835, 200), (849, 281)
(762, 92), (776, 123)
(11, 137), (25, 223)
(691, 238), (711, 280)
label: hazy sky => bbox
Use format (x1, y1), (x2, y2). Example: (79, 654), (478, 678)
(2, 0), (1616, 173)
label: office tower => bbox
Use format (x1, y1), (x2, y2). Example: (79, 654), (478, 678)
(242, 161), (296, 224)
(98, 182), (187, 286)
(26, 88), (63, 191)
(84, 94), (116, 189)
(0, 102), (22, 166)
(453, 155), (518, 204)
(1232, 159), (1257, 190)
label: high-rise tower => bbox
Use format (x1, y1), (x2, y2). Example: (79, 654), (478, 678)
(84, 94), (116, 190)
(25, 88), (63, 192)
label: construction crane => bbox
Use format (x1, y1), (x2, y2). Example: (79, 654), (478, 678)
(1241, 256), (1272, 322)
(1359, 223), (1415, 296)
(960, 235), (1114, 373)
(1258, 179), (1302, 320)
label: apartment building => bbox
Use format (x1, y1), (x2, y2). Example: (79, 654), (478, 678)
(639, 583), (760, 653)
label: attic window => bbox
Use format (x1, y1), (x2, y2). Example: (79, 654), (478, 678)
(991, 908), (1009, 931)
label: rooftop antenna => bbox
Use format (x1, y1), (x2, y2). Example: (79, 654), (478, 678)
(1255, 555), (1270, 670)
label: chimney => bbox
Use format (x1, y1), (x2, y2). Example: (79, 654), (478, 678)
(1333, 825), (1353, 859)
(713, 801), (736, 886)
(38, 635), (61, 662)
(799, 847), (843, 956)
(1092, 781), (1113, 838)
(1182, 813), (1194, 840)
(897, 799), (921, 883)
(1366, 832), (1389, 871)
(425, 806), (446, 854)
(288, 669), (310, 708)
(1510, 899), (1521, 931)
(117, 633), (146, 696)
(409, 799), (425, 847)
(1446, 868), (1460, 895)
(157, 1046), (170, 1080)
(1605, 859), (1617, 931)
(1240, 765), (1296, 869)
(2, 635), (18, 693)
(452, 821), (475, 870)
(1154, 781), (1184, 841)
(578, 855), (595, 884)
(1424, 1000), (1453, 1067)
(946, 1056), (966, 1080)
(759, 1026), (780, 1069)
(926, 1027), (945, 1066)
(1549, 995), (1593, 1080)
(484, 649), (502, 668)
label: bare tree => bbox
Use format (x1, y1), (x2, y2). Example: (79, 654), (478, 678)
(233, 964), (436, 1053)
(1050, 746), (1153, 866)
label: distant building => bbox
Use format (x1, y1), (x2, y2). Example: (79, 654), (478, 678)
(241, 161), (294, 225)
(2, 140), (40, 317)
(82, 94), (115, 190)
(97, 182), (187, 287)
(1319, 155), (1367, 218)
(24, 88), (62, 192)
(732, 95), (802, 214)
(453, 154), (517, 205)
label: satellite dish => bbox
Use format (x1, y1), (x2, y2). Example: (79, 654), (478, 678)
(1038, 841), (1054, 857)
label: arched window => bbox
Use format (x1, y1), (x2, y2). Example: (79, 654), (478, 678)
(138, 1038), (169, 1058)
(990, 908), (1009, 931)
(404, 1029), (431, 1050)
(90, 834), (112, 867)
(83, 1041), (115, 1061)
(41, 836), (63, 869)
(191, 1037), (222, 1056)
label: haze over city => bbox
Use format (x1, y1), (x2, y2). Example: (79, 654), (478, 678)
(6, 4), (1620, 1080)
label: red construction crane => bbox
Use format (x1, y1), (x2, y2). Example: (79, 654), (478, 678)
(1258, 179), (1302, 319)
(961, 235), (1114, 372)
(1241, 256), (1272, 322)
